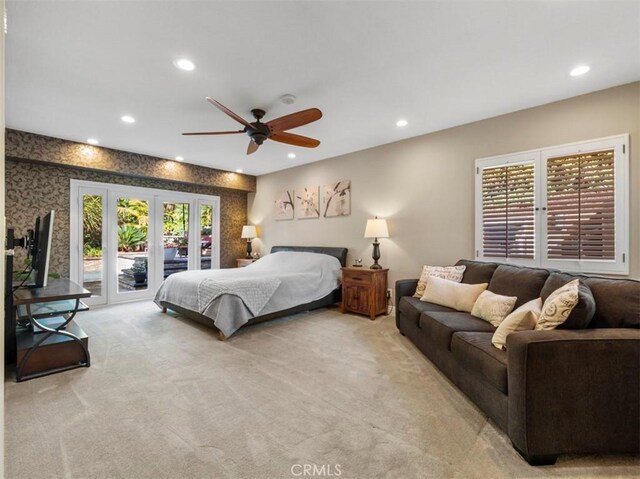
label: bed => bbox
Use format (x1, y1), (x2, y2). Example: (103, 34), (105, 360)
(154, 246), (347, 340)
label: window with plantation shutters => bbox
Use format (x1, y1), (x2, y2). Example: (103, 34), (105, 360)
(481, 163), (535, 259)
(546, 150), (615, 260)
(476, 135), (628, 275)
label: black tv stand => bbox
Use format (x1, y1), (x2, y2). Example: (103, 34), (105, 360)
(12, 279), (92, 381)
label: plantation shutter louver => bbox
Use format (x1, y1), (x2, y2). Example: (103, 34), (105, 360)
(546, 149), (615, 260)
(482, 163), (535, 259)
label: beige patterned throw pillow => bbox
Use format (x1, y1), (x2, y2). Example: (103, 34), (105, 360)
(471, 290), (518, 327)
(492, 298), (542, 350)
(420, 276), (487, 312)
(535, 279), (579, 331)
(413, 265), (466, 298)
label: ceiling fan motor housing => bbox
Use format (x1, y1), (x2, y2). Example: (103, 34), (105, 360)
(247, 125), (270, 144)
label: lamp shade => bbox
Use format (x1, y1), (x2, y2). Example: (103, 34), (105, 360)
(241, 225), (257, 239)
(364, 218), (389, 238)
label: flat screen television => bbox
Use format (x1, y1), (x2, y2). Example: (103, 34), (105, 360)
(30, 210), (55, 288)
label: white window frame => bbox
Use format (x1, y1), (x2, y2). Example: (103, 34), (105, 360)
(475, 134), (629, 275)
(474, 150), (541, 267)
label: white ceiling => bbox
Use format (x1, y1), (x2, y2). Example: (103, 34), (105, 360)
(6, 1), (640, 176)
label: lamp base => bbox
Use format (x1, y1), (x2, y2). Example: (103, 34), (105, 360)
(245, 240), (253, 259)
(370, 239), (382, 269)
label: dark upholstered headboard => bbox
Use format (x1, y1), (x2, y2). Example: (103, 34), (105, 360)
(270, 246), (348, 267)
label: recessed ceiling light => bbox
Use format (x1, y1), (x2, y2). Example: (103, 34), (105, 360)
(173, 58), (195, 71)
(121, 115), (136, 123)
(175, 156), (184, 162)
(288, 152), (296, 159)
(396, 119), (408, 127)
(236, 169), (243, 173)
(570, 65), (590, 77)
(87, 138), (99, 145)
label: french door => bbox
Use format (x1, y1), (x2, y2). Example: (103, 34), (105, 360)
(71, 180), (220, 305)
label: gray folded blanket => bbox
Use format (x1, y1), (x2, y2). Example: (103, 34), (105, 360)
(198, 278), (281, 316)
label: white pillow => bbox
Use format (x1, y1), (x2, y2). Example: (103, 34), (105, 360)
(413, 265), (466, 298)
(420, 276), (488, 312)
(535, 279), (579, 331)
(492, 298), (542, 350)
(471, 290), (517, 327)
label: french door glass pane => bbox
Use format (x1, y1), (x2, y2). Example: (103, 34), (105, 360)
(200, 204), (213, 269)
(117, 197), (149, 292)
(82, 194), (103, 296)
(163, 202), (189, 278)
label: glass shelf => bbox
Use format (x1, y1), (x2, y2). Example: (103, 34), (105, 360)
(16, 299), (89, 321)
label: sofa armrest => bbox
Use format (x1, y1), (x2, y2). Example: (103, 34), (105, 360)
(507, 328), (640, 462)
(395, 279), (418, 310)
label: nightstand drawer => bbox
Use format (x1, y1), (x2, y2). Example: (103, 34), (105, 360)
(342, 271), (371, 285)
(236, 258), (256, 268)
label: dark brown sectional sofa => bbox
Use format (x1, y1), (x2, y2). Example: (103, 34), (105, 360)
(395, 259), (640, 465)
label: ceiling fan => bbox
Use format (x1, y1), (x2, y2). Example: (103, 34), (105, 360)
(183, 97), (322, 155)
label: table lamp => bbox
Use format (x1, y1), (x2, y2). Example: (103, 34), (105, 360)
(241, 225), (257, 259)
(364, 217), (389, 269)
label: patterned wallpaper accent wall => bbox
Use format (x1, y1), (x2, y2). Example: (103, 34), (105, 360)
(5, 129), (256, 192)
(6, 160), (248, 276)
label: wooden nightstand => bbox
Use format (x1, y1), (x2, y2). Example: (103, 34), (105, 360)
(340, 267), (388, 320)
(236, 258), (256, 268)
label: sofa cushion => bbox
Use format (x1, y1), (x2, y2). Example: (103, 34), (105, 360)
(421, 276), (488, 312)
(582, 277), (640, 329)
(488, 264), (549, 308)
(419, 311), (496, 350)
(536, 279), (580, 331)
(451, 332), (508, 394)
(540, 273), (596, 329)
(471, 290), (518, 327)
(455, 259), (499, 285)
(413, 265), (466, 298)
(492, 298), (542, 350)
(398, 297), (457, 327)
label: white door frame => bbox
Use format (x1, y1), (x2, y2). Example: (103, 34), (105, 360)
(70, 180), (221, 304)
(108, 188), (156, 304)
(70, 185), (109, 305)
(197, 198), (221, 272)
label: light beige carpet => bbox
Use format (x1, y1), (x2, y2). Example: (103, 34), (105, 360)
(5, 302), (639, 479)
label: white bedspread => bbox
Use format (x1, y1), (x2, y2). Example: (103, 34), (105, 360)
(154, 251), (342, 337)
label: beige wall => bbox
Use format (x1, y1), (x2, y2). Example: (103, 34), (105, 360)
(248, 82), (640, 289)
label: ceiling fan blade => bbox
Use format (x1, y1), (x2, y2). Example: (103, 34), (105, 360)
(182, 130), (244, 136)
(270, 132), (320, 148)
(247, 140), (259, 155)
(266, 108), (322, 132)
(206, 97), (254, 129)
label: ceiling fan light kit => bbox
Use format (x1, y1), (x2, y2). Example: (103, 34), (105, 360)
(183, 97), (322, 155)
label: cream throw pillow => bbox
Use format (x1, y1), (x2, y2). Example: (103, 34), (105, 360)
(420, 276), (488, 312)
(535, 279), (580, 331)
(492, 298), (542, 350)
(471, 290), (517, 327)
(413, 265), (466, 298)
